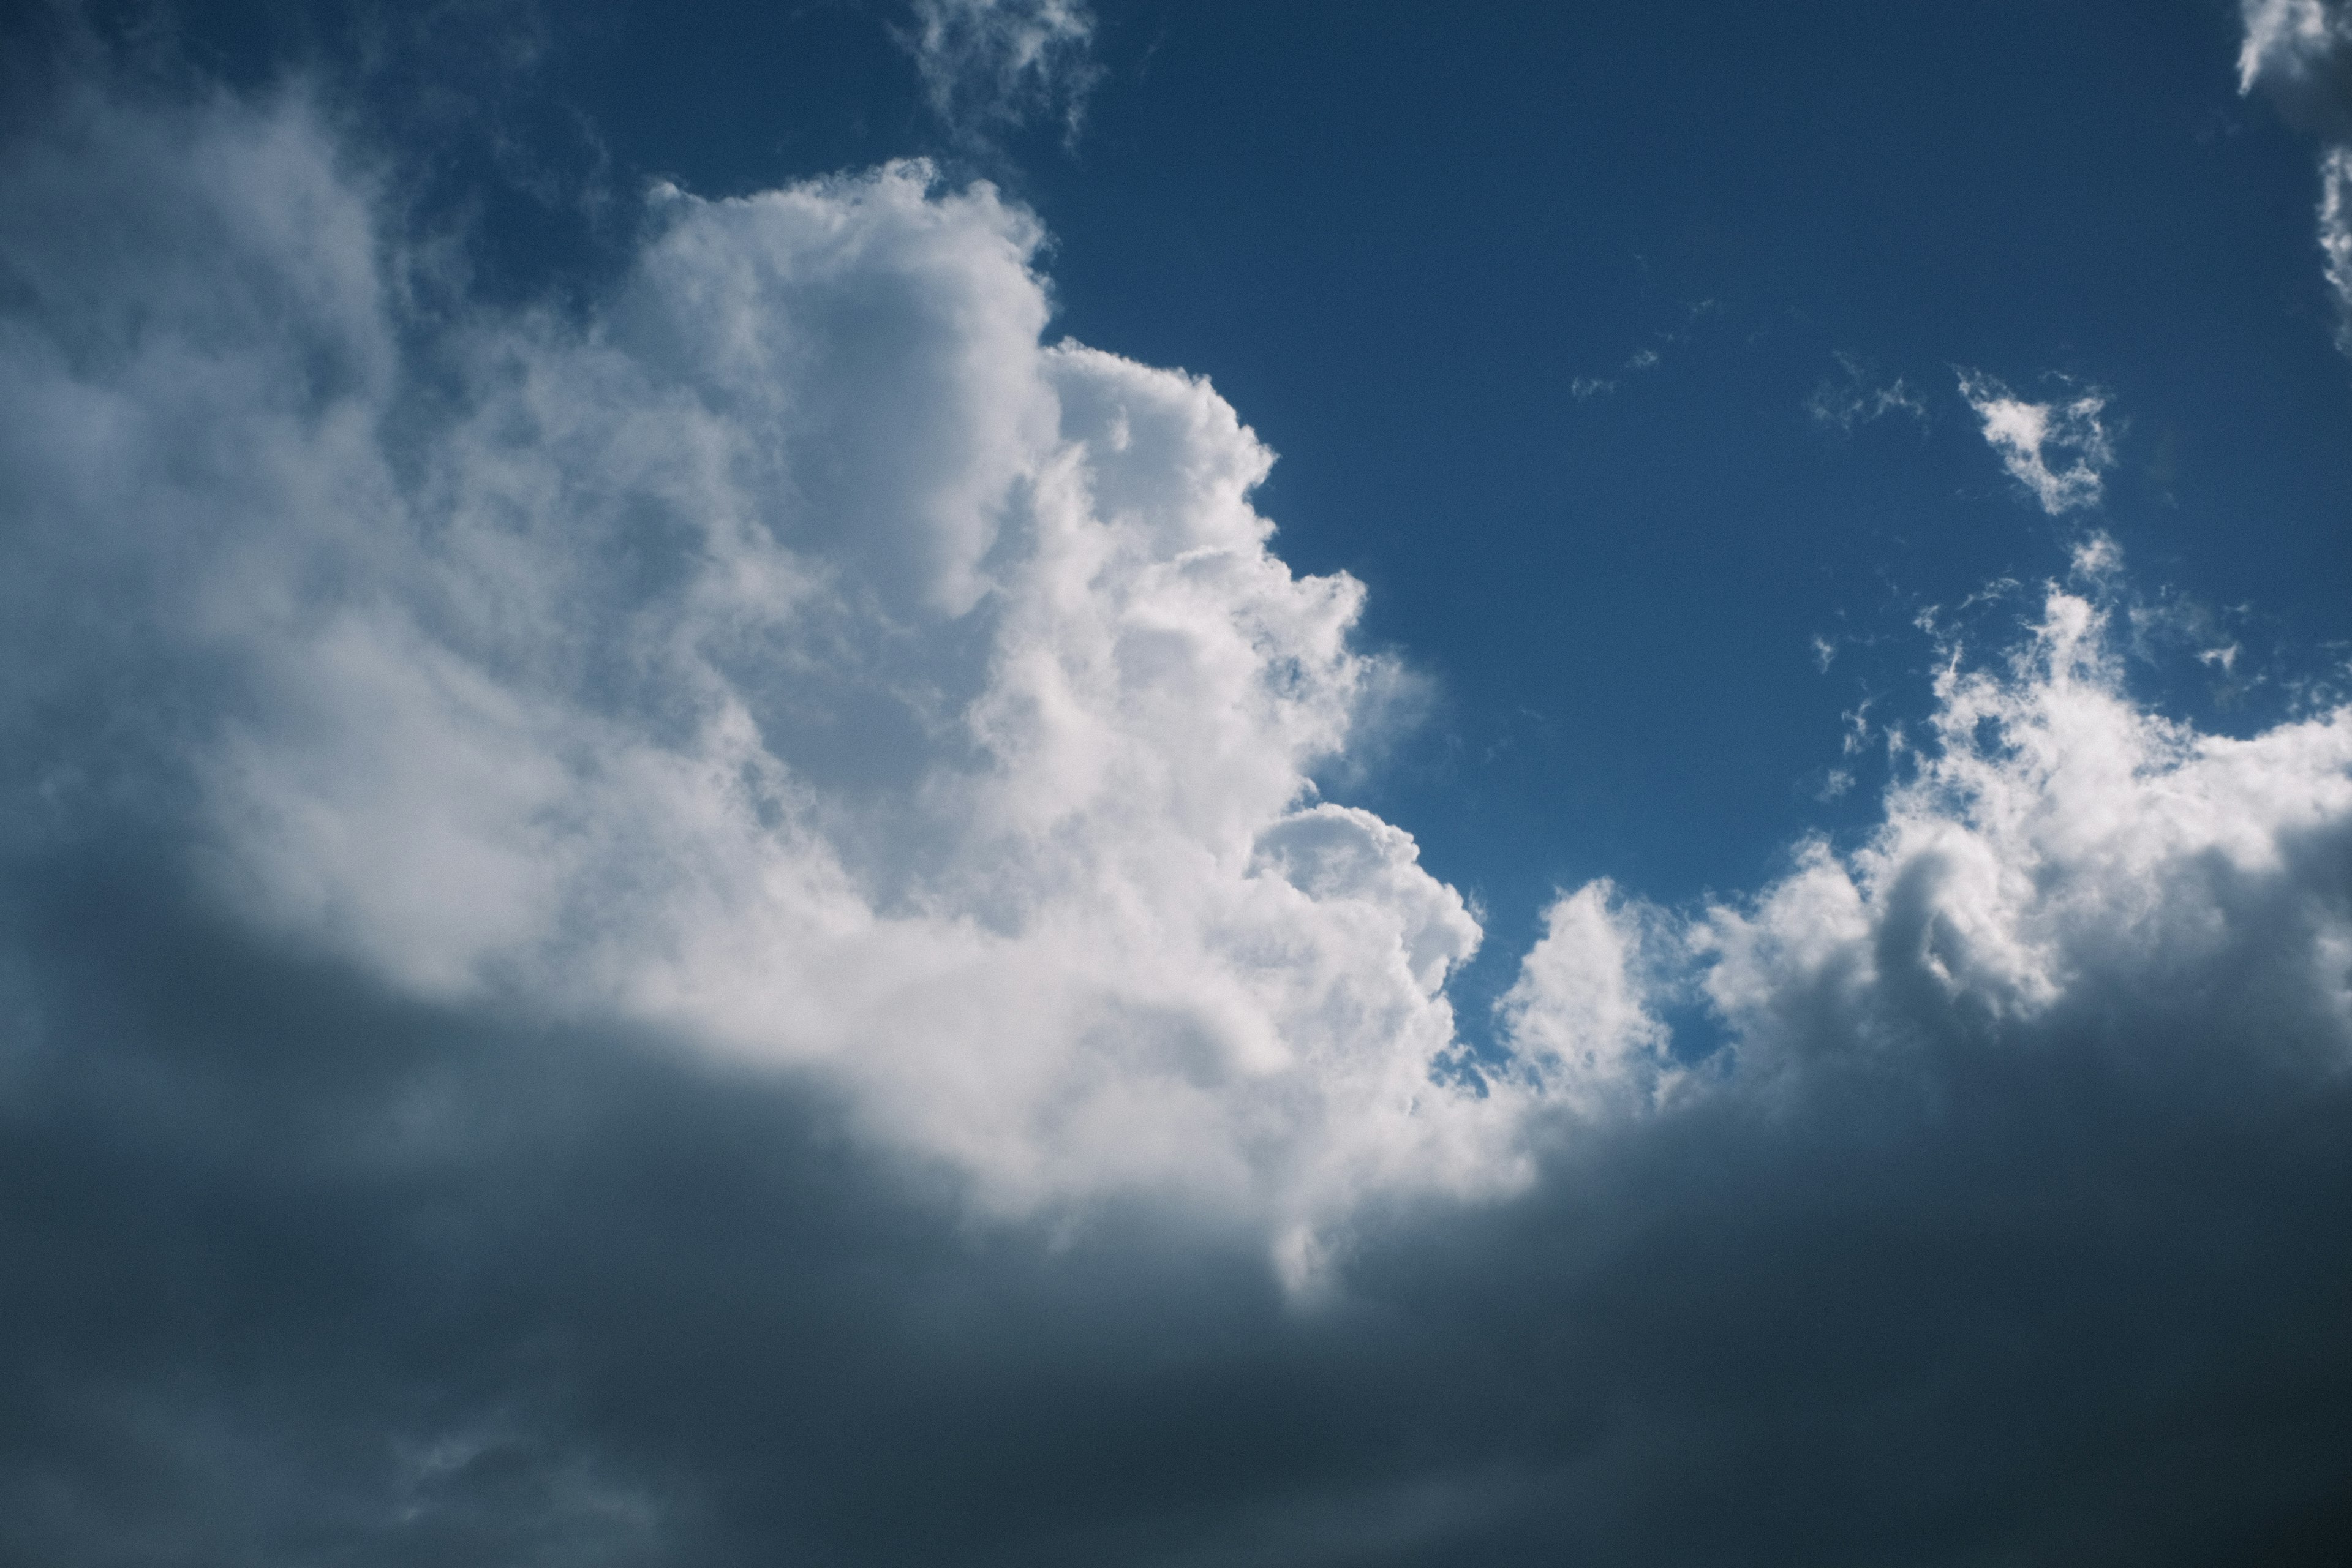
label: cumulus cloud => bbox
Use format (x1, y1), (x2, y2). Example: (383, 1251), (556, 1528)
(1691, 584), (2352, 1073)
(1956, 369), (2116, 513)
(0, 81), (1522, 1262)
(900, 0), (1100, 143)
(6, 54), (2352, 1568)
(1494, 561), (2352, 1118)
(2239, 0), (2352, 353)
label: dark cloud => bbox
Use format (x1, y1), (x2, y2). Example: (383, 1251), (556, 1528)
(6, 845), (2351, 1566)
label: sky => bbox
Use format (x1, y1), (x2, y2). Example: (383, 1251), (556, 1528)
(1, 1), (2349, 1564)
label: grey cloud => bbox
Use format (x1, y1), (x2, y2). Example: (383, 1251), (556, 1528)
(7, 846), (2350, 1566)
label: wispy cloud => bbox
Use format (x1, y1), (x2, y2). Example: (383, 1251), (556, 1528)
(1956, 370), (2116, 513)
(899, 0), (1101, 144)
(2238, 0), (2352, 353)
(2323, 145), (2352, 352)
(1806, 351), (1926, 434)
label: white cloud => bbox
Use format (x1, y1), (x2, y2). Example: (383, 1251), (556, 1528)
(1494, 881), (1676, 1112)
(0, 88), (1502, 1261)
(1956, 370), (2116, 513)
(901, 0), (1100, 142)
(1494, 578), (2352, 1157)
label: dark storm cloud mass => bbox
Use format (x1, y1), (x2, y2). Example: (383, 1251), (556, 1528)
(2, 20), (2351, 1568)
(10, 845), (2351, 1567)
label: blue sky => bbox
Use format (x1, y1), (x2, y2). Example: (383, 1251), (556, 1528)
(2, 2), (2351, 1562)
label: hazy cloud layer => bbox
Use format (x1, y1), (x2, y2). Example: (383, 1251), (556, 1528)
(2, 61), (2350, 1568)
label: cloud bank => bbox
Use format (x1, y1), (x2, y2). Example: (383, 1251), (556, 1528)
(2, 59), (2350, 1567)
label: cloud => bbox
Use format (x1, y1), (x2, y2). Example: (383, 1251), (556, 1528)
(4, 53), (2352, 1568)
(2239, 1), (2352, 353)
(1494, 881), (1676, 1112)
(1501, 567), (2352, 1120)
(2240, 0), (2352, 134)
(0, 80), (1518, 1262)
(2324, 143), (2352, 352)
(1806, 350), (1926, 434)
(899, 0), (1101, 143)
(1957, 369), (2116, 513)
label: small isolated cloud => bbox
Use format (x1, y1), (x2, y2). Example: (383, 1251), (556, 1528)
(1570, 374), (1616, 400)
(2239, 1), (2352, 353)
(1806, 350), (1926, 434)
(1957, 369), (2116, 513)
(900, 0), (1100, 143)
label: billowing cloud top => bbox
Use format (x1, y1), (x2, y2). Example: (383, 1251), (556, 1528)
(0, 85), (1515, 1265)
(4, 58), (2352, 1568)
